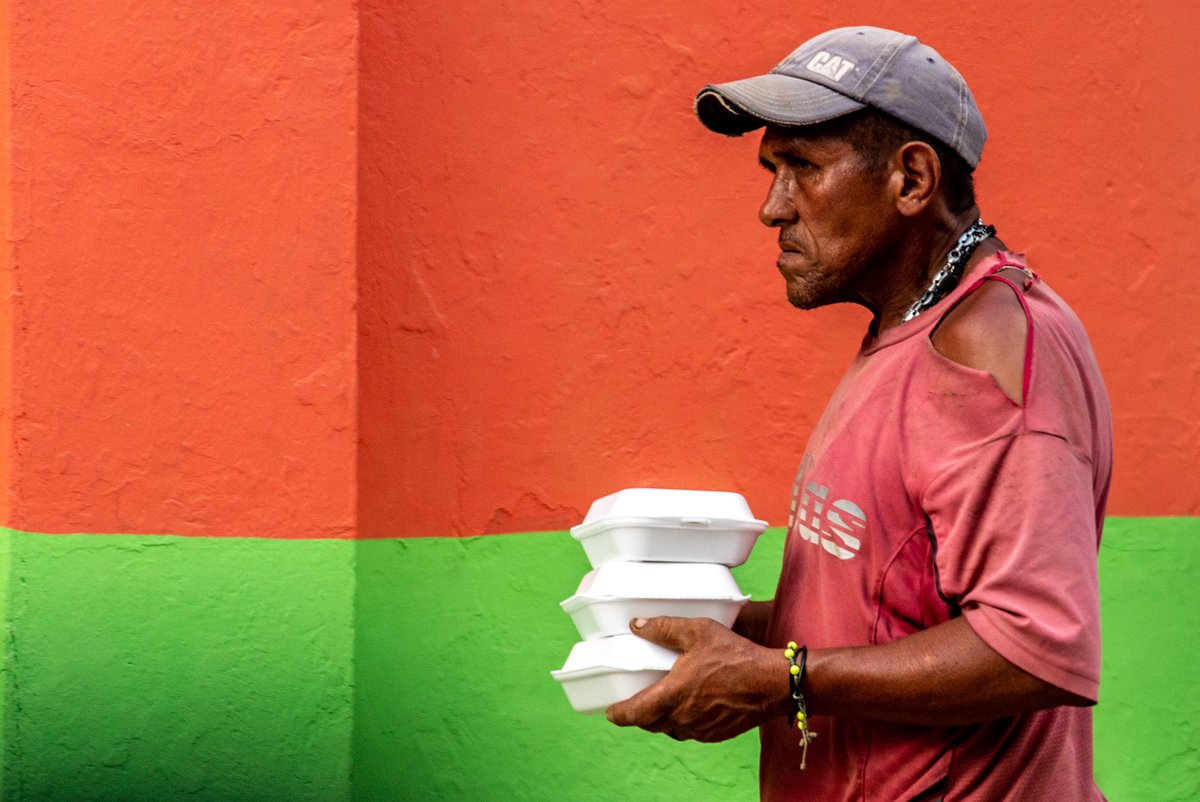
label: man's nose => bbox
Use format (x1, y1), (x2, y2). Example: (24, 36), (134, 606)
(758, 176), (796, 228)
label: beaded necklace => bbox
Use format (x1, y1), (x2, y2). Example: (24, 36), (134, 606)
(901, 219), (996, 322)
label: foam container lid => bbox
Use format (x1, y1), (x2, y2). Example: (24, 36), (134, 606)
(573, 488), (766, 532)
(554, 633), (679, 675)
(569, 488), (769, 567)
(569, 561), (747, 601)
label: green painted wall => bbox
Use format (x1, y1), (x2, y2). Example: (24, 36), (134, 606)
(0, 530), (355, 802)
(0, 521), (1194, 801)
(0, 530), (10, 802)
(353, 520), (1200, 802)
(351, 531), (779, 802)
(1093, 518), (1200, 800)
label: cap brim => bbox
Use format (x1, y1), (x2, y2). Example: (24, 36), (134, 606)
(695, 73), (867, 136)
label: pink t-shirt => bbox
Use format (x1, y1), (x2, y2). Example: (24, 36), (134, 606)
(761, 251), (1112, 801)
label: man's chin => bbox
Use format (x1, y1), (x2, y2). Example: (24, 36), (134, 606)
(785, 285), (824, 310)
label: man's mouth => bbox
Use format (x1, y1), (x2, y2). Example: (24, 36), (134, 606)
(776, 251), (805, 278)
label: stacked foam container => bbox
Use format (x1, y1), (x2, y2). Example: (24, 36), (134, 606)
(552, 488), (768, 714)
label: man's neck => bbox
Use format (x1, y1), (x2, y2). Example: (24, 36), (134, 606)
(868, 207), (983, 333)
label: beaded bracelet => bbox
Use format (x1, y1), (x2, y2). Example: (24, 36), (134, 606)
(785, 641), (816, 770)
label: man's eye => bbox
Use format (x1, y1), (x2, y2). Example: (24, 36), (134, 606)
(759, 156), (814, 173)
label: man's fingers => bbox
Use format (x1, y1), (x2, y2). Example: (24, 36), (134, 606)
(607, 617), (733, 737)
(605, 677), (676, 727)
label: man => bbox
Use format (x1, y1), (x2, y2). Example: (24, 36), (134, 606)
(606, 26), (1112, 801)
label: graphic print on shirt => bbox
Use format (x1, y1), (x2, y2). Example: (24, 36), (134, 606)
(787, 454), (868, 560)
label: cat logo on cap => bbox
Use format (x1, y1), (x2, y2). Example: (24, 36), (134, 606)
(805, 51), (856, 82)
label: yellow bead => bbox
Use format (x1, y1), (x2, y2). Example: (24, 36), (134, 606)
(796, 712), (805, 722)
(784, 648), (795, 659)
(787, 641), (798, 651)
(790, 664), (800, 676)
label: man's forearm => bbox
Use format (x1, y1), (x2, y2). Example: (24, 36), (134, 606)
(804, 616), (1091, 726)
(732, 599), (774, 644)
(608, 613), (1090, 741)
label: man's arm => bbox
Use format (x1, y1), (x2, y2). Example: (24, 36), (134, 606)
(805, 615), (1091, 723)
(731, 599), (774, 644)
(605, 614), (1090, 743)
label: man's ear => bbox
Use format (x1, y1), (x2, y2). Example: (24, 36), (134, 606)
(892, 141), (941, 218)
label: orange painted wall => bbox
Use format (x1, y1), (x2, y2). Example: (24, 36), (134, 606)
(4, 1), (358, 537)
(358, 0), (1200, 538)
(3, 3), (1196, 539)
(1, 1), (13, 526)
(0, 1), (11, 525)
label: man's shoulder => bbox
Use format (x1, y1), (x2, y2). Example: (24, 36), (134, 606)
(930, 270), (1030, 405)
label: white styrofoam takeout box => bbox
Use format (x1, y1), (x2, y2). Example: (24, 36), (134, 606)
(570, 488), (768, 567)
(561, 561), (750, 640)
(551, 634), (679, 715)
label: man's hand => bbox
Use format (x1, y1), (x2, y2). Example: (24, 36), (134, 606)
(604, 616), (791, 742)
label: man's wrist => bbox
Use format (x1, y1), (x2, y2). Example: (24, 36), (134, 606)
(749, 641), (797, 720)
(732, 599), (774, 644)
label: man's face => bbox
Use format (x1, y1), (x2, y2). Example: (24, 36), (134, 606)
(757, 124), (895, 310)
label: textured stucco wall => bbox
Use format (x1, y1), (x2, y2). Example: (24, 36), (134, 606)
(353, 520), (1200, 801)
(351, 528), (775, 801)
(0, 520), (1191, 801)
(357, 0), (1200, 539)
(0, 2), (1197, 801)
(0, 529), (355, 802)
(4, 0), (358, 538)
(5, 5), (1195, 536)
(1094, 519), (1200, 799)
(0, 1), (361, 796)
(1, 0), (13, 530)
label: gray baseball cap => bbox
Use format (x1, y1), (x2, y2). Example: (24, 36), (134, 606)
(694, 26), (986, 168)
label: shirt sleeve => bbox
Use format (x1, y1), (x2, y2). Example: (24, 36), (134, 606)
(920, 429), (1101, 702)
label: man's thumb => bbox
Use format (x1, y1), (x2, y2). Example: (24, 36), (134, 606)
(629, 616), (692, 650)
